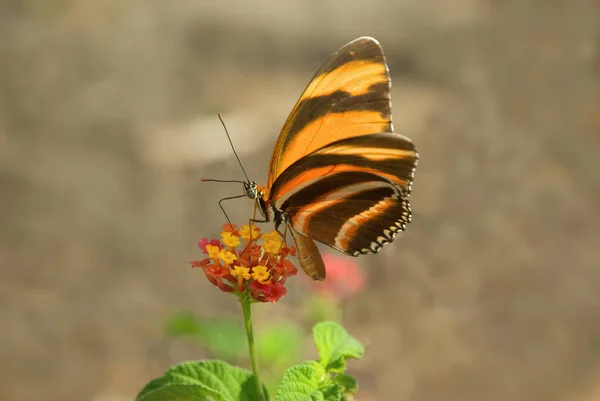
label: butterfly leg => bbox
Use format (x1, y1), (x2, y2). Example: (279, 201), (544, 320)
(272, 224), (289, 254)
(249, 199), (269, 224)
(248, 203), (268, 230)
(243, 201), (269, 253)
(280, 224), (289, 245)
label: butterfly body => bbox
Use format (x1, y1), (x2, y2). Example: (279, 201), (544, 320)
(248, 37), (418, 281)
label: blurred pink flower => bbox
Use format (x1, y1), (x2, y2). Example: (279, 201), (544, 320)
(303, 252), (365, 300)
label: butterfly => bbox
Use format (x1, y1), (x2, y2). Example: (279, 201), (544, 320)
(243, 36), (418, 281)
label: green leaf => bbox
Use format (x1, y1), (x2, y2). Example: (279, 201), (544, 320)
(320, 384), (342, 401)
(136, 377), (169, 398)
(137, 384), (213, 401)
(136, 360), (265, 401)
(332, 374), (358, 395)
(312, 322), (364, 373)
(276, 361), (340, 401)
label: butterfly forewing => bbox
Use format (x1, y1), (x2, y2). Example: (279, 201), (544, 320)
(267, 37), (392, 187)
(269, 132), (416, 203)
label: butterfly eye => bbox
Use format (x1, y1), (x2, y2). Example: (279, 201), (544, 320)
(245, 181), (259, 199)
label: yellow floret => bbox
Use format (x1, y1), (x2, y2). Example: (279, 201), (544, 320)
(219, 250), (238, 266)
(221, 232), (241, 248)
(239, 224), (260, 240)
(251, 265), (271, 284)
(230, 265), (251, 280)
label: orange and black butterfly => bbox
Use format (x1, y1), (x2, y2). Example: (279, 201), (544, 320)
(236, 36), (419, 281)
(198, 37), (418, 280)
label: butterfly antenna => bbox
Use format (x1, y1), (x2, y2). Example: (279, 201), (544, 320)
(218, 113), (251, 183)
(201, 178), (246, 184)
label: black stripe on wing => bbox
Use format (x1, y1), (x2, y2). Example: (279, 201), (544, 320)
(269, 132), (418, 203)
(284, 81), (392, 141)
(270, 37), (393, 176)
(280, 171), (395, 212)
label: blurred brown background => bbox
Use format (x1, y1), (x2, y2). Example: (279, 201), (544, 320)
(1, 0), (599, 400)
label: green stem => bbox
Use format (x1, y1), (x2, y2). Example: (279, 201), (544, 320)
(240, 295), (266, 401)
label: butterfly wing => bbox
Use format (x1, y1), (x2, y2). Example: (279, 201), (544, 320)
(270, 132), (418, 256)
(267, 37), (393, 188)
(265, 37), (415, 280)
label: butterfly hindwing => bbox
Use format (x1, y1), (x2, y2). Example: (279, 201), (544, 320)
(288, 189), (411, 256)
(270, 132), (418, 256)
(267, 37), (392, 187)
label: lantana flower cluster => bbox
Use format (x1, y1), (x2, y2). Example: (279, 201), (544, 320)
(191, 223), (298, 303)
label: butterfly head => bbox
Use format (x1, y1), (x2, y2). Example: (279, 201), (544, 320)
(243, 181), (260, 200)
(244, 181), (271, 221)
